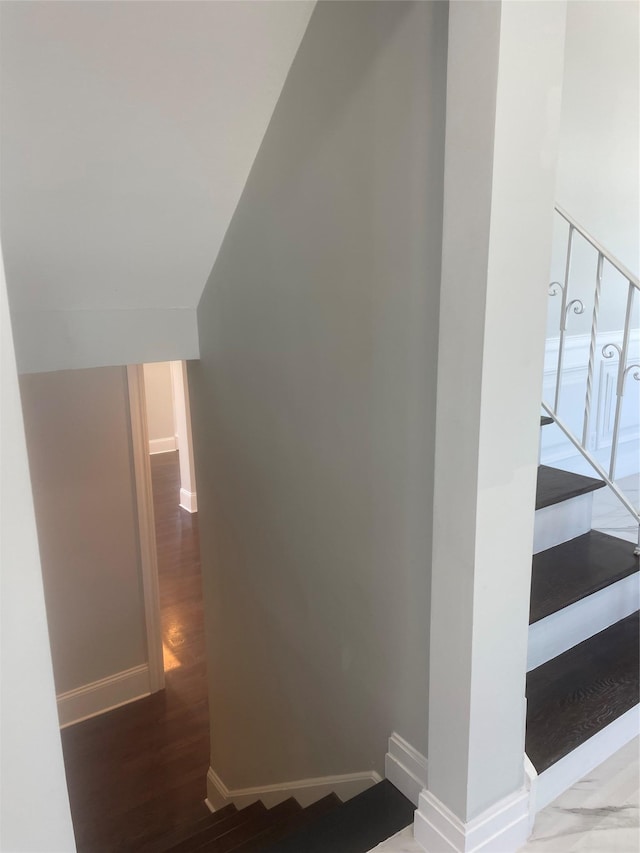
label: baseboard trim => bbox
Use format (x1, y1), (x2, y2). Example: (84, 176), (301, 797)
(149, 437), (177, 454)
(205, 766), (382, 812)
(385, 733), (427, 807)
(532, 704), (639, 813)
(179, 487), (198, 514)
(414, 786), (529, 853)
(57, 664), (150, 728)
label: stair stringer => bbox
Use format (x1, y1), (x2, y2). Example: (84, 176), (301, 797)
(205, 765), (381, 813)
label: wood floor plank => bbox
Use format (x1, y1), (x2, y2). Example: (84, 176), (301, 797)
(61, 451), (210, 852)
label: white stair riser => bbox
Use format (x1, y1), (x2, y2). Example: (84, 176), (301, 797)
(533, 493), (593, 554)
(527, 573), (640, 671)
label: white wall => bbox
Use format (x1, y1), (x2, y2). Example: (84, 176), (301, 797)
(19, 367), (148, 703)
(541, 2), (640, 478)
(189, 0), (447, 789)
(1, 257), (76, 851)
(143, 361), (175, 453)
(0, 0), (315, 373)
(548, 0), (639, 337)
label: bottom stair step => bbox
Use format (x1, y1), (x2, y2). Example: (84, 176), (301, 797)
(526, 611), (639, 774)
(231, 794), (342, 853)
(166, 801), (267, 852)
(260, 781), (414, 853)
(147, 805), (238, 853)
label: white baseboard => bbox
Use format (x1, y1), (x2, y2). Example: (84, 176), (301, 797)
(527, 572), (640, 671)
(57, 664), (150, 728)
(149, 437), (177, 454)
(385, 733), (427, 807)
(532, 704), (639, 813)
(205, 765), (382, 812)
(179, 487), (198, 513)
(414, 786), (529, 853)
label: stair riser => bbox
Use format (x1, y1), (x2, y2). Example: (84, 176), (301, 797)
(527, 573), (640, 671)
(533, 492), (592, 554)
(529, 705), (639, 813)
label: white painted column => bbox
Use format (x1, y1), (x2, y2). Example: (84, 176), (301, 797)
(1, 255), (76, 850)
(415, 3), (566, 851)
(171, 360), (198, 513)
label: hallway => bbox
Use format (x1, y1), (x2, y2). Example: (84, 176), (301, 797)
(60, 452), (210, 852)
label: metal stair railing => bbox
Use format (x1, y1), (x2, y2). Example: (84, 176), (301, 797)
(544, 204), (640, 556)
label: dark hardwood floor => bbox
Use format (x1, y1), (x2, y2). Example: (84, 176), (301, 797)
(61, 452), (210, 853)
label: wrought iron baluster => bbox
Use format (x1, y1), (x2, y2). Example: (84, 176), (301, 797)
(553, 224), (574, 412)
(582, 252), (603, 448)
(608, 283), (636, 481)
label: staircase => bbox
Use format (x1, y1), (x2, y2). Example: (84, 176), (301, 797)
(525, 418), (639, 813)
(156, 781), (413, 853)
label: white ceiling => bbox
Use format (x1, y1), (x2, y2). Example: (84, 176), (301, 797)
(0, 0), (314, 370)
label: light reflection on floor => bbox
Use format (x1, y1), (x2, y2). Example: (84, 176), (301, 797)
(162, 642), (181, 672)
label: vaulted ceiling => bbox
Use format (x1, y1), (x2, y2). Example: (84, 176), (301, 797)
(1, 0), (314, 372)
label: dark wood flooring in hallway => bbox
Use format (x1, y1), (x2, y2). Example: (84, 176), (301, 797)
(60, 452), (210, 853)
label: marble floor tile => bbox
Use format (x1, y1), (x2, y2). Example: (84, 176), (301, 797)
(366, 738), (640, 853)
(368, 825), (417, 852)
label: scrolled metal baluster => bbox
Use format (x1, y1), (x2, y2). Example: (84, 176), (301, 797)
(553, 225), (575, 412)
(582, 254), (604, 448)
(608, 283), (636, 480)
(564, 299), (585, 326)
(602, 343), (622, 361)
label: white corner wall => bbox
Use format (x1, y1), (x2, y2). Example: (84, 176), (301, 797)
(557, 0), (639, 274)
(0, 1), (315, 374)
(19, 367), (149, 720)
(190, 0), (447, 792)
(547, 0), (639, 336)
(1, 257), (76, 851)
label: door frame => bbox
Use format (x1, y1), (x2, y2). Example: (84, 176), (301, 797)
(127, 364), (165, 693)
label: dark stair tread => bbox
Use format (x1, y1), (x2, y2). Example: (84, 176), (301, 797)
(540, 415), (554, 427)
(536, 465), (605, 510)
(215, 799), (301, 853)
(530, 530), (640, 624)
(231, 794), (342, 853)
(166, 801), (267, 852)
(300, 792), (342, 819)
(526, 612), (639, 773)
(260, 781), (414, 853)
(149, 806), (239, 853)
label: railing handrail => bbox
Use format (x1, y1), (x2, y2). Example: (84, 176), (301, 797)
(555, 204), (640, 290)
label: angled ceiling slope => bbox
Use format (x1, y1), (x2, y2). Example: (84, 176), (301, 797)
(1, 0), (315, 373)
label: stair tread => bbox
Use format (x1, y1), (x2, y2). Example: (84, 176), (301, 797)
(166, 801), (266, 853)
(530, 530), (639, 624)
(217, 799), (301, 853)
(536, 465), (605, 510)
(229, 796), (339, 853)
(149, 806), (238, 853)
(526, 611), (639, 773)
(260, 781), (414, 853)
(540, 415), (554, 427)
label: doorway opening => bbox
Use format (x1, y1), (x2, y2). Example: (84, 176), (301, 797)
(57, 363), (211, 851)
